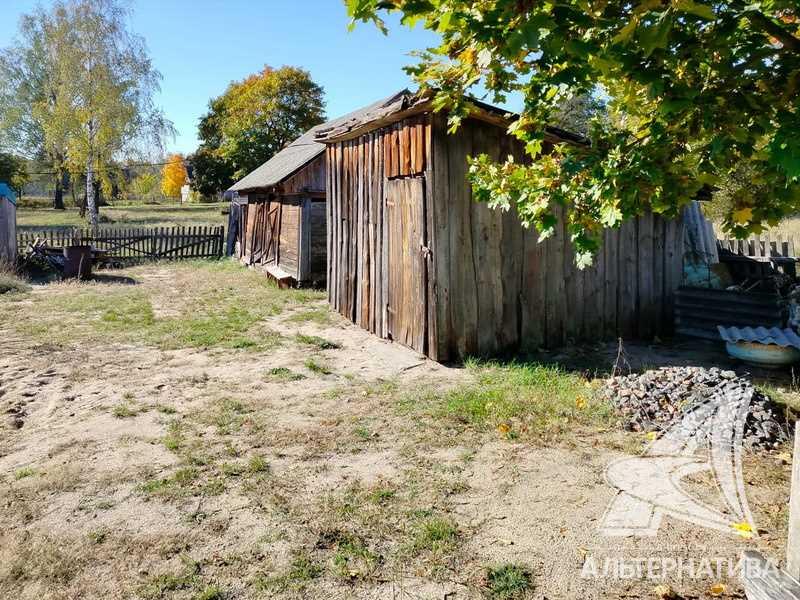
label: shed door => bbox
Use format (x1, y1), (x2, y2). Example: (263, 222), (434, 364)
(386, 177), (427, 353)
(263, 201), (281, 265)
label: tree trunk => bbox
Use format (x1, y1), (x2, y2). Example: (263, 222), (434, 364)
(53, 154), (66, 210)
(86, 159), (98, 228)
(85, 119), (99, 228)
(54, 179), (64, 210)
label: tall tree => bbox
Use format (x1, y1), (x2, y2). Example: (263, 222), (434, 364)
(0, 153), (30, 198)
(192, 65), (325, 192)
(0, 8), (68, 208)
(348, 1), (800, 266)
(161, 154), (187, 199)
(131, 171), (159, 202)
(1, 0), (173, 226)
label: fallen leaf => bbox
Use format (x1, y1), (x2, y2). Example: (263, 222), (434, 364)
(646, 431), (659, 441)
(654, 583), (677, 598)
(732, 521), (754, 538)
(709, 582), (726, 596)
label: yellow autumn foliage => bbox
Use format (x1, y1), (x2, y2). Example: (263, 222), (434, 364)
(161, 154), (187, 198)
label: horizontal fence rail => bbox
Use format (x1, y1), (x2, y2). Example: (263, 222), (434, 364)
(18, 225), (225, 261)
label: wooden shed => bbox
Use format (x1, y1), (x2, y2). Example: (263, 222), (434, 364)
(228, 94), (405, 287)
(0, 182), (17, 264)
(317, 90), (685, 362)
(228, 131), (327, 286)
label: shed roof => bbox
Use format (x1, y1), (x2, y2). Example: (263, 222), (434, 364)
(229, 90), (412, 193)
(314, 89), (585, 145)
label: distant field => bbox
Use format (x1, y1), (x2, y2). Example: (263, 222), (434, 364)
(16, 203), (228, 231)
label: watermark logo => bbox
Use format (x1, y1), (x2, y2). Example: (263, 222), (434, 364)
(600, 388), (757, 538)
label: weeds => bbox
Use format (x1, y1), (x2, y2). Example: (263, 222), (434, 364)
(402, 359), (612, 441)
(295, 333), (341, 350)
(112, 403), (139, 418)
(247, 454), (269, 474)
(264, 367), (305, 382)
(305, 358), (332, 375)
(254, 552), (322, 592)
(2, 260), (323, 351)
(286, 307), (332, 325)
(14, 467), (36, 480)
(0, 269), (30, 295)
(484, 564), (534, 599)
(409, 516), (459, 555)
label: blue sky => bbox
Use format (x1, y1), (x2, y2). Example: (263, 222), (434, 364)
(0, 0), (443, 155)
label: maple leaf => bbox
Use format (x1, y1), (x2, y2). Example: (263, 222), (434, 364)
(732, 207), (754, 224)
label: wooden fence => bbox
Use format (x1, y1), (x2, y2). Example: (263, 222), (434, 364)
(718, 235), (798, 278)
(17, 225), (225, 261)
(718, 235), (797, 260)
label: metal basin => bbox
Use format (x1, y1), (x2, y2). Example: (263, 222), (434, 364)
(725, 341), (800, 368)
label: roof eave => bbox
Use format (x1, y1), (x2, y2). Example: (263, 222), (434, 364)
(315, 96), (585, 146)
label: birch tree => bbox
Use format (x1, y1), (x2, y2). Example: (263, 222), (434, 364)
(1, 0), (172, 226)
(0, 9), (68, 209)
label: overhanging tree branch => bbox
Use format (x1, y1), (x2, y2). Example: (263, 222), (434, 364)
(745, 10), (800, 53)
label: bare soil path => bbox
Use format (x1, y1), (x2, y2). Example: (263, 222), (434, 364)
(0, 262), (793, 599)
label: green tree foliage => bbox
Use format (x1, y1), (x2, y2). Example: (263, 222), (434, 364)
(0, 9), (68, 208)
(0, 0), (173, 227)
(348, 0), (800, 266)
(130, 171), (160, 202)
(189, 96), (234, 198)
(0, 153), (30, 196)
(193, 66), (325, 192)
(189, 147), (234, 199)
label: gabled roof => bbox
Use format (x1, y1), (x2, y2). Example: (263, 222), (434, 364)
(229, 90), (411, 193)
(314, 89), (586, 145)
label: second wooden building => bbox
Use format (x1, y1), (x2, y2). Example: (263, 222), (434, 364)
(317, 90), (685, 361)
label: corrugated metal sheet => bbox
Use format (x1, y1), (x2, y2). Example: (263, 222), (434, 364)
(718, 325), (800, 349)
(675, 286), (785, 341)
(684, 200), (718, 263)
(229, 90), (411, 192)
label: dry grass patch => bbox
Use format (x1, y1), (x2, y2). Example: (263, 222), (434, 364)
(1, 260), (324, 351)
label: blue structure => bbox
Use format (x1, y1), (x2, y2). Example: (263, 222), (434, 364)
(0, 182), (17, 204)
(0, 181), (18, 261)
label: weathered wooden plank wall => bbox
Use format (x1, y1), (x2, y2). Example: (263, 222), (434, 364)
(0, 197), (16, 263)
(234, 154), (328, 285)
(281, 153), (327, 194)
(429, 117), (684, 360)
(326, 113), (685, 362)
(327, 115), (430, 337)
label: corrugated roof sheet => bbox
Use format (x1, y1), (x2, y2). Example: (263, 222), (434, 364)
(718, 326), (800, 350)
(229, 90), (410, 192)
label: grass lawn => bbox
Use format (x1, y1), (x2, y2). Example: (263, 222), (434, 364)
(16, 203), (227, 231)
(0, 260), (794, 599)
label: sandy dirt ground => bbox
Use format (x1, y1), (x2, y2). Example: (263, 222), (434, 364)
(0, 265), (794, 600)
